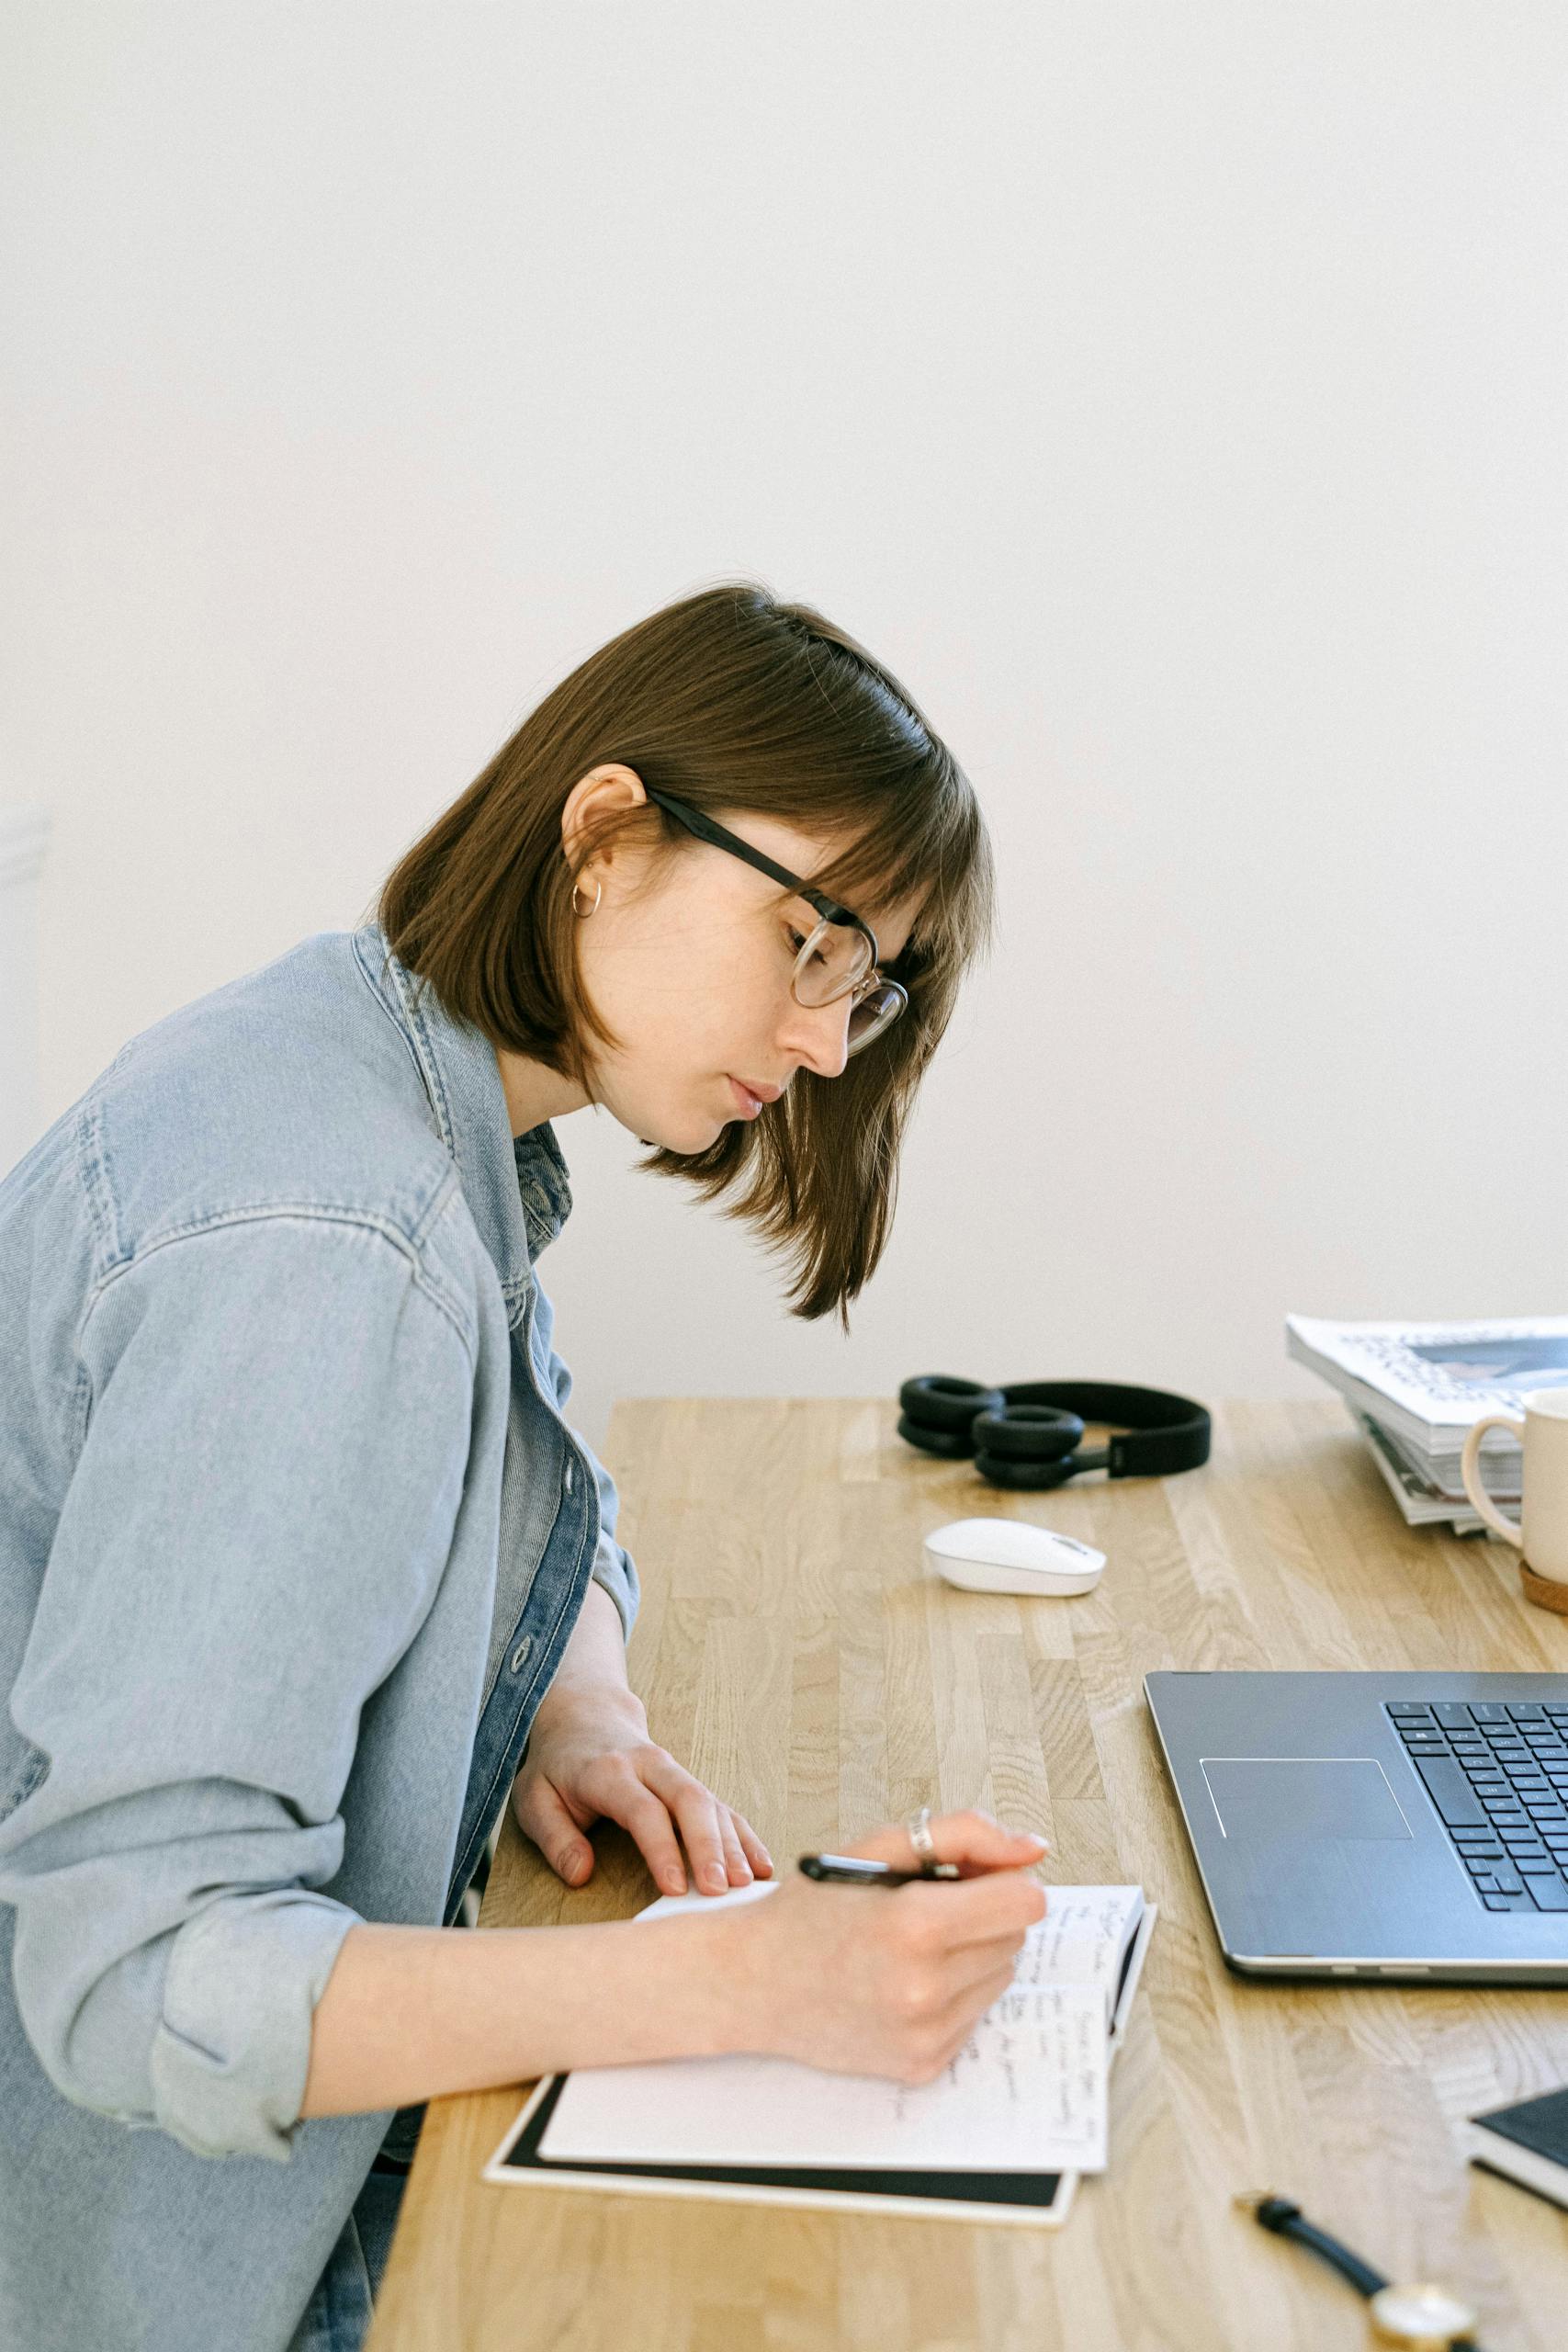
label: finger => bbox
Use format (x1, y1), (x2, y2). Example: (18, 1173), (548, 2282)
(634, 1753), (737, 1896)
(607, 1781), (692, 1897)
(934, 1959), (1019, 2044)
(940, 1940), (1026, 2006)
(849, 1808), (1051, 1875)
(898, 1871), (1048, 1952)
(716, 1809), (753, 1887)
(913, 1808), (1051, 1874)
(513, 1777), (595, 1888)
(900, 1962), (1021, 2089)
(732, 1811), (774, 1879)
(664, 1780), (732, 1897)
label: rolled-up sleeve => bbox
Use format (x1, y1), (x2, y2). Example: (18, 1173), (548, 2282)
(529, 1270), (640, 1643)
(0, 1211), (477, 2162)
(583, 1459), (641, 1644)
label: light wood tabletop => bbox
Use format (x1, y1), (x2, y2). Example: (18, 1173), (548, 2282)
(367, 1396), (1568, 2352)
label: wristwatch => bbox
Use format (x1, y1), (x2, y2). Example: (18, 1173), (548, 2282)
(1235, 2193), (1482, 2351)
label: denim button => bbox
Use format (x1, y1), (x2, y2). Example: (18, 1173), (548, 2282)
(510, 1635), (533, 1674)
(564, 1460), (574, 1495)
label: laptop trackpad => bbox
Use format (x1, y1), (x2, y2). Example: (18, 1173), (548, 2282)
(1201, 1757), (1415, 1842)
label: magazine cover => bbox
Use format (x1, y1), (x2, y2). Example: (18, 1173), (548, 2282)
(1287, 1316), (1568, 1446)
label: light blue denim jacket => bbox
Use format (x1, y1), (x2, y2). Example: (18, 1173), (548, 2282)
(0, 921), (639, 2352)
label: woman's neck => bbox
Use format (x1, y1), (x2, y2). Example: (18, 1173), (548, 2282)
(493, 1046), (592, 1140)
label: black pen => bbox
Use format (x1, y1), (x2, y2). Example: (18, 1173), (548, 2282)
(798, 1852), (962, 1885)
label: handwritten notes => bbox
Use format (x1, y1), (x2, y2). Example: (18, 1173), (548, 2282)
(1016, 1887), (1145, 2030)
(536, 1883), (1144, 2176)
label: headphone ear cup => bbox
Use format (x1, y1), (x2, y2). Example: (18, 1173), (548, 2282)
(975, 1452), (1081, 1490)
(897, 1413), (977, 1460)
(897, 1376), (1005, 1442)
(971, 1407), (1085, 1464)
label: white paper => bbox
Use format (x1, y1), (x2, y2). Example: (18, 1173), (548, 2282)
(1014, 1886), (1144, 2028)
(536, 1882), (1142, 2176)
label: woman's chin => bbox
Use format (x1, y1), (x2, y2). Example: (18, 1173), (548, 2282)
(604, 1067), (745, 1152)
(678, 1111), (734, 1153)
(619, 1105), (727, 1154)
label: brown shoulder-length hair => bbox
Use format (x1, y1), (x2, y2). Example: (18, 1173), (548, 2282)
(375, 578), (994, 1327)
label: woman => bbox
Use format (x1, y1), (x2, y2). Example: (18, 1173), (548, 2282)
(0, 582), (1048, 2352)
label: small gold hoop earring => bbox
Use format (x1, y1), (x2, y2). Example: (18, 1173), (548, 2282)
(571, 876), (602, 920)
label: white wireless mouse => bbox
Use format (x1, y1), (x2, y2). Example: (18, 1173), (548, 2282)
(923, 1517), (1107, 1597)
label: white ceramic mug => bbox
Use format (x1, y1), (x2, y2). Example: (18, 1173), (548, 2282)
(1461, 1387), (1568, 1595)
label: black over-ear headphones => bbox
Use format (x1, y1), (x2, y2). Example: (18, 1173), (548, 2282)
(897, 1377), (1212, 1490)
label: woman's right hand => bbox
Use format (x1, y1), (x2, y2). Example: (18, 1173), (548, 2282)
(715, 1809), (1049, 2085)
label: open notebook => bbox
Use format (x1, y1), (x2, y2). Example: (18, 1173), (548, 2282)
(484, 1879), (1156, 2227)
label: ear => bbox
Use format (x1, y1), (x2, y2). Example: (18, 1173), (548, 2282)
(560, 763), (649, 876)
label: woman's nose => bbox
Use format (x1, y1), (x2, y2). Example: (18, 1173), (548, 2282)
(781, 995), (852, 1080)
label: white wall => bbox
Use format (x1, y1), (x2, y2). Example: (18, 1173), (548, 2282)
(0, 808), (51, 1174)
(4, 5), (1564, 1455)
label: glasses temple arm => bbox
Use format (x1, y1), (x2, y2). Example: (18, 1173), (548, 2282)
(646, 789), (877, 956)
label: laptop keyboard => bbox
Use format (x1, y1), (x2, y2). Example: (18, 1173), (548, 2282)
(1387, 1700), (1568, 1913)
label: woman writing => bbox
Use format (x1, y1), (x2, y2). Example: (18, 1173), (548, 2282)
(0, 582), (1047, 2352)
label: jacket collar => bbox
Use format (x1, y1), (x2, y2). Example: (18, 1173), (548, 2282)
(352, 921), (573, 1315)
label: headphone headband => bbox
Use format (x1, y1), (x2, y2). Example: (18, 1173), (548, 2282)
(897, 1375), (1211, 1488)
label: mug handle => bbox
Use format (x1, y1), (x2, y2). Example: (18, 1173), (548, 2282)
(1461, 1411), (1526, 1546)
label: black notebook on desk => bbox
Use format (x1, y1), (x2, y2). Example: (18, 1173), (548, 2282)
(483, 1883), (1156, 2229)
(1468, 2086), (1568, 2212)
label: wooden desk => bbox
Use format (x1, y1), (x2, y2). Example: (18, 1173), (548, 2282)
(367, 1398), (1568, 2352)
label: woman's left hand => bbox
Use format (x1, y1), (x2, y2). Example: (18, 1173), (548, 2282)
(512, 1682), (773, 1899)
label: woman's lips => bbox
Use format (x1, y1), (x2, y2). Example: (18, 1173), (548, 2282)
(728, 1076), (763, 1117)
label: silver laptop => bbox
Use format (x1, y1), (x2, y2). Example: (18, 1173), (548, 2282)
(1145, 1671), (1568, 1982)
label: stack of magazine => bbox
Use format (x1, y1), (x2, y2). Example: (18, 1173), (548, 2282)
(1285, 1316), (1568, 1534)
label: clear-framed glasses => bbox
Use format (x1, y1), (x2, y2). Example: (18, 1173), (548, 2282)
(786, 916), (907, 1051)
(643, 789), (909, 1056)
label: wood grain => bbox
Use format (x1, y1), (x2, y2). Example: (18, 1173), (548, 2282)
(367, 1398), (1568, 2352)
